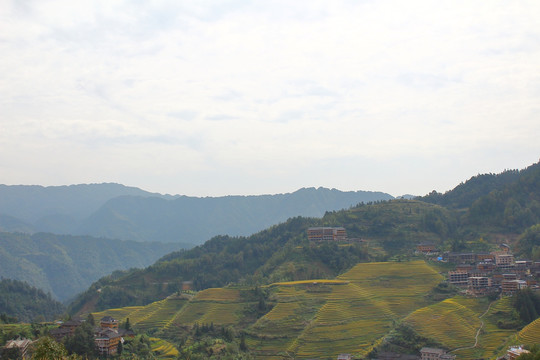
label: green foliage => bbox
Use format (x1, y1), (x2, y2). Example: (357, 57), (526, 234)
(122, 335), (154, 359)
(0, 231), (182, 301)
(518, 345), (540, 360)
(0, 278), (64, 322)
(374, 323), (444, 356)
(466, 163), (540, 231)
(64, 321), (97, 358)
(425, 282), (459, 302)
(32, 336), (68, 360)
(419, 170), (521, 209)
(516, 224), (540, 260)
(513, 288), (540, 324)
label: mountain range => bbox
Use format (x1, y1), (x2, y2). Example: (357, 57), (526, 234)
(0, 184), (393, 244)
(68, 161), (540, 314)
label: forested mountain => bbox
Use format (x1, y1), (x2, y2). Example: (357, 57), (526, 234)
(69, 161), (540, 314)
(68, 200), (458, 313)
(0, 184), (393, 243)
(76, 187), (394, 243)
(0, 183), (175, 234)
(0, 278), (64, 322)
(0, 232), (185, 301)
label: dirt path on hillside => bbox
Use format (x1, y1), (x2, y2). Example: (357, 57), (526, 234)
(450, 300), (496, 353)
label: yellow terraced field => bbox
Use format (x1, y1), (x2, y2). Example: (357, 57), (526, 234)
(92, 306), (144, 323)
(247, 261), (445, 359)
(452, 297), (516, 360)
(134, 298), (187, 330)
(405, 296), (482, 350)
(150, 337), (179, 359)
(519, 317), (540, 344)
(195, 288), (241, 302)
(338, 261), (443, 316)
(270, 279), (348, 286)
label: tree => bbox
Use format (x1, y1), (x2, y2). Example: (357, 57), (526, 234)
(64, 321), (97, 358)
(86, 313), (95, 326)
(32, 336), (67, 360)
(123, 317), (131, 331)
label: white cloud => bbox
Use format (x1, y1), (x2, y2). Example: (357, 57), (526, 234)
(1, 0), (539, 196)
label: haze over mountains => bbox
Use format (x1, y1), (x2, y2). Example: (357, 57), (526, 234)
(0, 184), (393, 244)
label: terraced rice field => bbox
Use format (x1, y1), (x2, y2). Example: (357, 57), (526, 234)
(405, 296), (481, 349)
(168, 290), (248, 328)
(338, 260), (443, 316)
(194, 288), (241, 302)
(92, 306), (144, 323)
(249, 261), (443, 359)
(150, 337), (179, 359)
(519, 317), (540, 345)
(92, 296), (188, 331)
(463, 296), (517, 359)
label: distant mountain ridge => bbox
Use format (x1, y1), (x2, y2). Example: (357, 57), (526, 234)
(0, 184), (394, 244)
(0, 183), (176, 234)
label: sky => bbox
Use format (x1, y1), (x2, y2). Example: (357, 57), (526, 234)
(1, 1), (539, 197)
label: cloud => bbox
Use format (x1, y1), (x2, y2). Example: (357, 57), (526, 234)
(1, 0), (539, 196)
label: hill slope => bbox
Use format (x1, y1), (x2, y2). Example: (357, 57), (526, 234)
(0, 278), (64, 322)
(91, 261), (445, 359)
(76, 187), (394, 243)
(69, 199), (459, 314)
(0, 232), (186, 301)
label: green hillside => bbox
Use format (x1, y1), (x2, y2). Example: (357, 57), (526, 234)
(0, 232), (185, 301)
(88, 261), (535, 360)
(0, 278), (64, 322)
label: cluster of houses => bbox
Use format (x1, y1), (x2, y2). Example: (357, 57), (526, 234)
(417, 243), (539, 295)
(49, 315), (133, 356)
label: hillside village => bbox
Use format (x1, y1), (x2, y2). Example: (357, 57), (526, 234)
(3, 228), (539, 359)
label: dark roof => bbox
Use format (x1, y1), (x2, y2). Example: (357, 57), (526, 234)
(100, 316), (118, 322)
(62, 319), (83, 327)
(95, 329), (122, 339)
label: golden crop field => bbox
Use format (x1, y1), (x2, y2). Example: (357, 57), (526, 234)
(519, 317), (540, 344)
(194, 288), (241, 302)
(92, 306), (144, 323)
(405, 296), (481, 349)
(89, 261), (526, 360)
(150, 337), (179, 359)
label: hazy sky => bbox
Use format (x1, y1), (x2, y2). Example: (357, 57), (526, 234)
(1, 1), (539, 197)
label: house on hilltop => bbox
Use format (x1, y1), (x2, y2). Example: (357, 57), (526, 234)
(416, 243), (437, 254)
(307, 227), (347, 242)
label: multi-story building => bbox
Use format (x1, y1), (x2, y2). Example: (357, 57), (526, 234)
(448, 271), (469, 286)
(307, 227), (347, 242)
(502, 279), (527, 294)
(417, 243), (437, 254)
(100, 316), (119, 329)
(446, 253), (476, 264)
(468, 276), (492, 293)
(95, 328), (122, 356)
(495, 254), (514, 267)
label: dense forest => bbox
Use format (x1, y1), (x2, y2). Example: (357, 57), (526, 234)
(0, 278), (64, 322)
(0, 232), (183, 301)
